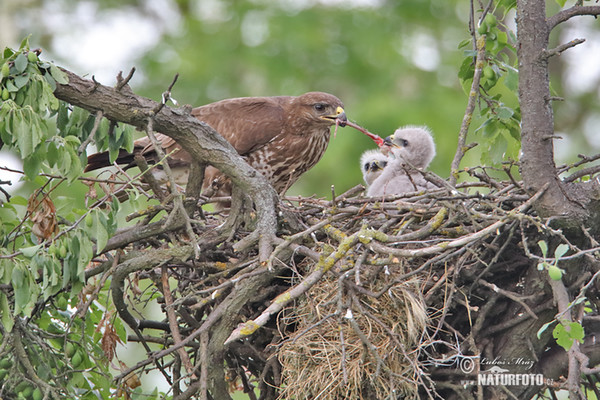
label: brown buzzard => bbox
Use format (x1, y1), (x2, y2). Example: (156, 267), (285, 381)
(86, 92), (347, 197)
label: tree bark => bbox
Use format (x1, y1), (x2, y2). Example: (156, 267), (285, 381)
(516, 0), (600, 227)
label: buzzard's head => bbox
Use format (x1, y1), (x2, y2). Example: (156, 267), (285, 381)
(383, 126), (436, 169)
(294, 92), (347, 128)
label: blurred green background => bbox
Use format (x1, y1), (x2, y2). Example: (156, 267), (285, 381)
(2, 0), (600, 198)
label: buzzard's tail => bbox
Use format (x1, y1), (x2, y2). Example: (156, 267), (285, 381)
(85, 149), (136, 172)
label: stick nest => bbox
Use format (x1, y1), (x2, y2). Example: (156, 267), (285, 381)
(99, 161), (600, 399)
(278, 271), (428, 399)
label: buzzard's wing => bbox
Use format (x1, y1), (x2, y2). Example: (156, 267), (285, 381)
(85, 96), (288, 172)
(133, 133), (193, 165)
(191, 97), (286, 156)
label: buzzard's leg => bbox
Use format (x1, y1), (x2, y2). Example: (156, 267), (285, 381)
(134, 153), (167, 201)
(184, 161), (206, 219)
(219, 185), (255, 241)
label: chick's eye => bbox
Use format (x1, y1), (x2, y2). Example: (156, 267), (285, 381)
(314, 103), (326, 112)
(363, 162), (370, 172)
(401, 139), (409, 147)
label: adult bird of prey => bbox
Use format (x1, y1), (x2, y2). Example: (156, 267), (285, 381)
(359, 149), (389, 187)
(367, 126), (437, 197)
(85, 92), (347, 199)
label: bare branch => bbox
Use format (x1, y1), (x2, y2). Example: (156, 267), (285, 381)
(450, 35), (486, 185)
(544, 38), (586, 58)
(547, 5), (600, 31)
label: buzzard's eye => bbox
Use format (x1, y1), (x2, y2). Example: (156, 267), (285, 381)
(400, 139), (409, 147)
(381, 161), (388, 168)
(363, 162), (370, 172)
(314, 103), (326, 112)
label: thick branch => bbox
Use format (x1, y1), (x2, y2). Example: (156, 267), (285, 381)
(516, 0), (589, 223)
(53, 69), (278, 260)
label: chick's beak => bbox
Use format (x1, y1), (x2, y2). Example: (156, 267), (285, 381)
(371, 161), (384, 172)
(383, 135), (402, 148)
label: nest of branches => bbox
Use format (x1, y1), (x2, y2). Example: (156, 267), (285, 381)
(259, 165), (530, 399)
(95, 160), (600, 400)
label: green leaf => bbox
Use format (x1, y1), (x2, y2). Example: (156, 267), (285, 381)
(24, 153), (43, 179)
(21, 244), (42, 258)
(122, 125), (134, 153)
(553, 321), (585, 351)
(65, 148), (82, 183)
(0, 292), (14, 332)
(538, 240), (548, 257)
(13, 74), (29, 89)
(555, 0), (567, 7)
(5, 79), (18, 92)
(19, 35), (31, 51)
(14, 53), (28, 73)
(9, 195), (28, 206)
(14, 112), (32, 156)
(46, 140), (59, 167)
(12, 264), (31, 315)
(537, 320), (554, 339)
(458, 56), (475, 82)
(552, 323), (570, 350)
(568, 321), (584, 342)
(43, 71), (56, 91)
(503, 67), (519, 91)
(94, 211), (109, 253)
(458, 39), (472, 49)
(49, 64), (68, 85)
(554, 244), (569, 259)
(57, 101), (69, 132)
(496, 106), (514, 121)
(3, 47), (15, 59)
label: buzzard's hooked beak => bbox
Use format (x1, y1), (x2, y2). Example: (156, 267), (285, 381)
(322, 106), (347, 127)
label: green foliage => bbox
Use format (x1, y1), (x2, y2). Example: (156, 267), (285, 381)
(535, 240), (586, 354)
(458, 3), (521, 168)
(0, 40), (131, 399)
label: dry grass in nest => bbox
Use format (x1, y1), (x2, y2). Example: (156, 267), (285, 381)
(278, 264), (429, 400)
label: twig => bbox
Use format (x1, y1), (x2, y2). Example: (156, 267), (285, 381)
(450, 35), (486, 185)
(544, 38), (586, 58)
(161, 265), (195, 377)
(77, 110), (104, 155)
(115, 67), (136, 91)
(477, 279), (538, 320)
(153, 73), (180, 115)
